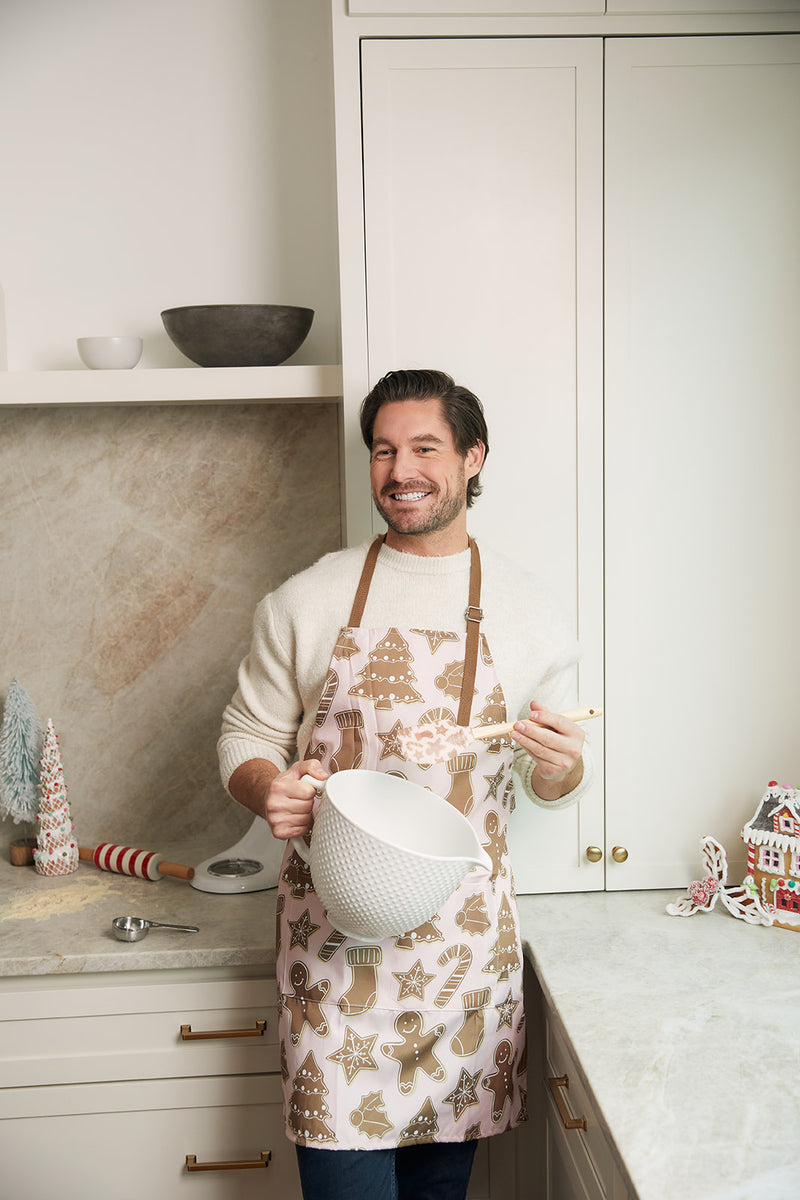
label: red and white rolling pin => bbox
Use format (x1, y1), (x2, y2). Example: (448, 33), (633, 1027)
(78, 843), (194, 881)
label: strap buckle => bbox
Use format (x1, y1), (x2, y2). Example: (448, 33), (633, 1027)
(464, 605), (484, 624)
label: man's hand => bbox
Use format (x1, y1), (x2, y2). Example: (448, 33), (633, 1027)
(265, 759), (329, 840)
(510, 703), (585, 801)
(228, 757), (329, 839)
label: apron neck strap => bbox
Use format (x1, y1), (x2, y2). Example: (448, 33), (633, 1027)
(347, 535), (385, 627)
(347, 534), (483, 728)
(458, 537), (482, 727)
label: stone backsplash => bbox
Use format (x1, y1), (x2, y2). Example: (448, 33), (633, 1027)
(0, 401), (341, 856)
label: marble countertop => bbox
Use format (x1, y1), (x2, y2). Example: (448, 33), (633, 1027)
(0, 840), (277, 978)
(1, 857), (797, 1200)
(516, 890), (800, 1200)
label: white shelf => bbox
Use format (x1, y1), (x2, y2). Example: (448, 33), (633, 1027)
(0, 364), (343, 407)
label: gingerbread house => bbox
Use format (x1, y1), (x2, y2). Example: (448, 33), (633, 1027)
(741, 782), (800, 932)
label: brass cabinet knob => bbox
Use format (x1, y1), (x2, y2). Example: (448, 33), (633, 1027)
(611, 846), (629, 863)
(585, 846), (603, 863)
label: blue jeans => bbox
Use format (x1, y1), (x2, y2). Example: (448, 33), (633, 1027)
(295, 1140), (478, 1200)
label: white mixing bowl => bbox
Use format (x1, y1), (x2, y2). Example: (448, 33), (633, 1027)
(292, 769), (492, 941)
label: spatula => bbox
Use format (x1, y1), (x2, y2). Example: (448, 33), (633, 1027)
(397, 706), (602, 765)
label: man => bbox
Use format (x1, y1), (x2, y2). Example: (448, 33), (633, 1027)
(218, 369), (592, 1200)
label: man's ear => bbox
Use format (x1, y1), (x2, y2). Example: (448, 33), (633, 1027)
(464, 440), (486, 480)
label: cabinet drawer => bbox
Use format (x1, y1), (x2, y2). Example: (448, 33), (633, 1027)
(545, 1015), (615, 1195)
(0, 977), (279, 1086)
(0, 1074), (300, 1200)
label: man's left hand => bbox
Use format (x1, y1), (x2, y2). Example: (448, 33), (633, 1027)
(510, 702), (585, 800)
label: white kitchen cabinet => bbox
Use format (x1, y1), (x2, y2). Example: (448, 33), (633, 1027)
(609, 0), (799, 12)
(349, 34), (606, 895)
(333, 16), (800, 893)
(348, 1), (602, 13)
(604, 34), (800, 888)
(0, 969), (508, 1200)
(0, 971), (302, 1200)
(518, 962), (633, 1200)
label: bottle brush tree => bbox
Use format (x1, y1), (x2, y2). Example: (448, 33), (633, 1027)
(0, 679), (43, 861)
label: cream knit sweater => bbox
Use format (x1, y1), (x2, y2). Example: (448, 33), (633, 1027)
(218, 540), (593, 811)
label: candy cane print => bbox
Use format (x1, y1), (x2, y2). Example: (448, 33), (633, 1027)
(434, 943), (472, 1008)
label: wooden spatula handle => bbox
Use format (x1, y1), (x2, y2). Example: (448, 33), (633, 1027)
(471, 705), (603, 740)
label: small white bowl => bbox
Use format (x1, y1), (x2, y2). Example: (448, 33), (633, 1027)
(77, 336), (142, 370)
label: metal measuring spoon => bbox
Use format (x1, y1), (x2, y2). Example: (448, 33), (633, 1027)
(112, 915), (200, 942)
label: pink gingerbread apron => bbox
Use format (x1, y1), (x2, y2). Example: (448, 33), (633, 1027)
(276, 537), (527, 1149)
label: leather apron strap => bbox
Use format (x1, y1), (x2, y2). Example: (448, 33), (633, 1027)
(347, 535), (385, 627)
(458, 537), (482, 727)
(347, 534), (483, 728)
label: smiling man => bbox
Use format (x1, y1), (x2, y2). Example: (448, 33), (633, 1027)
(218, 368), (593, 1200)
(364, 376), (485, 551)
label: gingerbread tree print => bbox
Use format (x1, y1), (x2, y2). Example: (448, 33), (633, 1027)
(398, 1097), (440, 1146)
(475, 684), (509, 753)
(288, 1051), (336, 1145)
(282, 849), (314, 899)
(348, 628), (423, 711)
(33, 719), (78, 877)
(482, 893), (520, 981)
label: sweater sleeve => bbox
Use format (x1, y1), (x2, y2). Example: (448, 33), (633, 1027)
(505, 591), (595, 812)
(216, 592), (304, 790)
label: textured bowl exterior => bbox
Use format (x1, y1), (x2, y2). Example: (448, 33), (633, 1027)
(161, 304), (314, 367)
(308, 800), (478, 941)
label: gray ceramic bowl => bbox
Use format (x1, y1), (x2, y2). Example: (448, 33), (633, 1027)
(160, 304), (314, 367)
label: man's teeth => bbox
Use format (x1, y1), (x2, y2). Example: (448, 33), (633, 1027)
(392, 491), (428, 501)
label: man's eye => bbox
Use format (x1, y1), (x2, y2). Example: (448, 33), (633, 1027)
(373, 448), (392, 459)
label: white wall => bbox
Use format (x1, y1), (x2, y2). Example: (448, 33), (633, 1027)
(0, 0), (340, 370)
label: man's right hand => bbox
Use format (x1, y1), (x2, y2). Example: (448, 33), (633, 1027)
(265, 759), (329, 841)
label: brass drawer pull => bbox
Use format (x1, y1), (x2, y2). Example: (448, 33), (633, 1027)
(547, 1074), (587, 1131)
(180, 1018), (267, 1040)
(186, 1152), (271, 1172)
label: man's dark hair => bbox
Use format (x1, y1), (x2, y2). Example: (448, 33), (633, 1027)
(359, 369), (489, 508)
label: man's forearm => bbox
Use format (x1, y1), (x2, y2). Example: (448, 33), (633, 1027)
(531, 755), (584, 803)
(228, 758), (281, 820)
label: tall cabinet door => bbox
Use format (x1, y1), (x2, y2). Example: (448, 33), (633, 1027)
(605, 36), (800, 889)
(359, 38), (605, 893)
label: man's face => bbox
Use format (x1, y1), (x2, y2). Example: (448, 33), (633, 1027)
(369, 398), (482, 538)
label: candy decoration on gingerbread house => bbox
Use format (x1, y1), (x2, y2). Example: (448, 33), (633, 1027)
(741, 782), (800, 932)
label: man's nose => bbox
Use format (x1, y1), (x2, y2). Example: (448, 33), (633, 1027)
(391, 448), (419, 479)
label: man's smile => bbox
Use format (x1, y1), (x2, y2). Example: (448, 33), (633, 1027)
(388, 489), (431, 502)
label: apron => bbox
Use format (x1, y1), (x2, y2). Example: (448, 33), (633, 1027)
(276, 537), (527, 1149)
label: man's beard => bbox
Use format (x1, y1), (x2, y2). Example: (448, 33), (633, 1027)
(373, 477), (466, 537)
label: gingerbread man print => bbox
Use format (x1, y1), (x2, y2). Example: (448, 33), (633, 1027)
(284, 961), (331, 1047)
(481, 810), (508, 886)
(382, 1010), (447, 1096)
(481, 1039), (516, 1123)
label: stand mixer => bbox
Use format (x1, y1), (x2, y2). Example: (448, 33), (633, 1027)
(190, 814), (284, 894)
